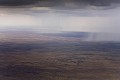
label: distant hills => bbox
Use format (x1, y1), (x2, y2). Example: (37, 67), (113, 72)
(0, 30), (119, 43)
(42, 32), (89, 38)
(0, 30), (90, 43)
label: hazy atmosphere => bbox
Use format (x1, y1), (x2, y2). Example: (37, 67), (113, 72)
(0, 0), (120, 34)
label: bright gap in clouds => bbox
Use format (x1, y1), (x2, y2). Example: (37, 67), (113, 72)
(0, 14), (38, 27)
(0, 13), (63, 33)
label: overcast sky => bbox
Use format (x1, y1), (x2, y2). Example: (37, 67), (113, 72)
(0, 0), (120, 33)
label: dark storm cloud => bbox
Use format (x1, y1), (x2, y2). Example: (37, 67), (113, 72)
(0, 0), (120, 7)
(0, 0), (36, 6)
(73, 0), (120, 6)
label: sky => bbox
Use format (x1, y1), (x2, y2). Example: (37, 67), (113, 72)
(0, 0), (120, 33)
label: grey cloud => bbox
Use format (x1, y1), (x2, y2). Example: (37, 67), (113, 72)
(0, 0), (120, 9)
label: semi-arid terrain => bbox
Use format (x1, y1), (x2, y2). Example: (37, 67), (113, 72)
(0, 31), (120, 80)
